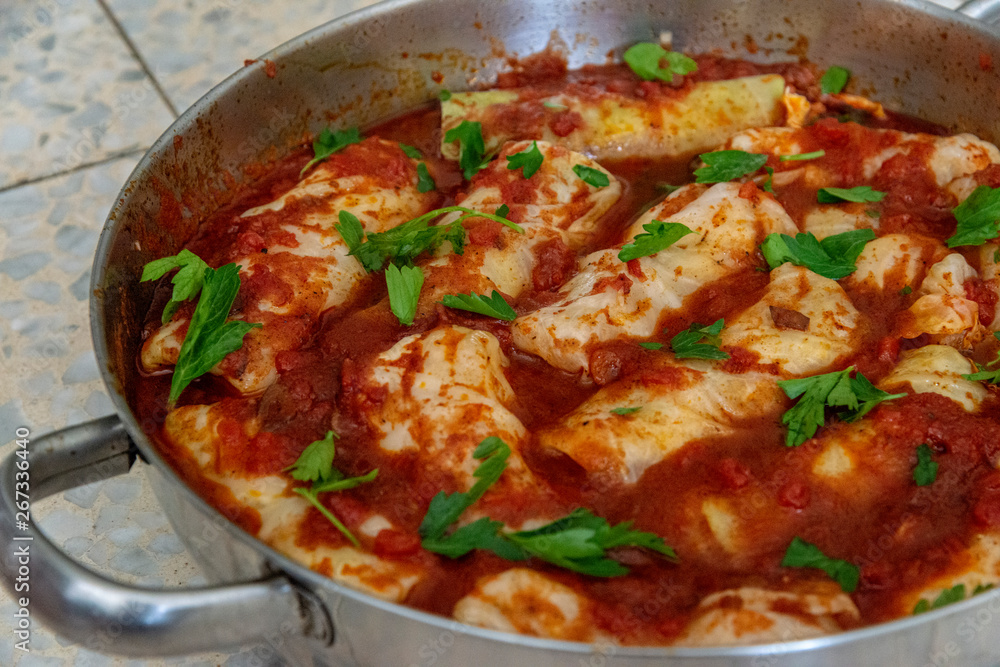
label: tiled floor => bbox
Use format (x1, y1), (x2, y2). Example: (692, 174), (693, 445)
(0, 0), (990, 665)
(0, 2), (380, 665)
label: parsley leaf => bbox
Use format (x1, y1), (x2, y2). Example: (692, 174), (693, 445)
(762, 166), (775, 194)
(842, 372), (906, 423)
(338, 206), (524, 273)
(572, 164), (610, 188)
(141, 249), (210, 324)
(780, 150), (826, 162)
(416, 162), (436, 192)
(913, 444), (938, 487)
(335, 210), (366, 250)
(900, 285), (913, 296)
(760, 228), (876, 280)
(399, 143), (422, 159)
(611, 406), (641, 416)
(817, 186), (886, 204)
(420, 517), (527, 560)
(618, 221), (696, 262)
(311, 468), (379, 494)
(419, 438), (678, 576)
(913, 583), (995, 614)
(820, 66), (851, 95)
(285, 431), (378, 548)
(438, 89), (452, 101)
(777, 369), (853, 447)
(946, 186), (1000, 248)
(301, 126), (362, 176)
(292, 488), (359, 546)
(506, 140), (544, 179)
(284, 430), (338, 483)
(914, 585), (966, 615)
(639, 342), (664, 350)
(656, 183), (682, 194)
(623, 43), (697, 81)
(168, 263), (261, 405)
(694, 150), (768, 184)
(543, 100), (568, 111)
(962, 366), (1000, 383)
(443, 120), (490, 180)
(504, 508), (678, 577)
(419, 437), (511, 541)
(962, 332), (1000, 383)
(386, 263), (424, 326)
(781, 536), (859, 592)
(777, 367), (904, 447)
(440, 290), (516, 321)
(670, 319), (730, 361)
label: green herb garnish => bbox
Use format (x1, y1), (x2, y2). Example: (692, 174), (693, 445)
(285, 431), (378, 547)
(399, 143), (422, 159)
(419, 437), (678, 576)
(913, 444), (938, 487)
(946, 186), (1000, 248)
(337, 207), (524, 273)
(301, 127), (362, 176)
(962, 332), (1000, 383)
(618, 221), (695, 262)
(780, 150), (826, 162)
(506, 141), (544, 179)
(386, 263), (424, 326)
(610, 406), (642, 416)
(440, 290), (516, 321)
(502, 508), (678, 577)
(781, 536), (859, 592)
(623, 43), (698, 81)
(820, 66), (851, 95)
(777, 367), (905, 447)
(760, 228), (876, 280)
(419, 437), (511, 541)
(762, 166), (775, 194)
(573, 164), (610, 188)
(694, 150), (768, 184)
(670, 319), (730, 361)
(141, 249), (210, 325)
(166, 262), (261, 405)
(444, 120), (490, 180)
(817, 186), (886, 204)
(913, 583), (995, 614)
(416, 162), (436, 192)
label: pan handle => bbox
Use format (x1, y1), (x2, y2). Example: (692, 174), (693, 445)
(956, 0), (1000, 24)
(0, 415), (333, 656)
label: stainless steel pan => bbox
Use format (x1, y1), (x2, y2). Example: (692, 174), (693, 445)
(3, 0), (1000, 664)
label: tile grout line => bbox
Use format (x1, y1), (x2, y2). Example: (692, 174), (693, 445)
(0, 148), (148, 195)
(94, 0), (180, 118)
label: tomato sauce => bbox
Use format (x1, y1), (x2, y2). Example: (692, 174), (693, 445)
(135, 52), (1000, 645)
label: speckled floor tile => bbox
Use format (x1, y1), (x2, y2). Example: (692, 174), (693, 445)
(0, 155), (280, 666)
(0, 0), (175, 189)
(0, 156), (134, 433)
(104, 0), (382, 111)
